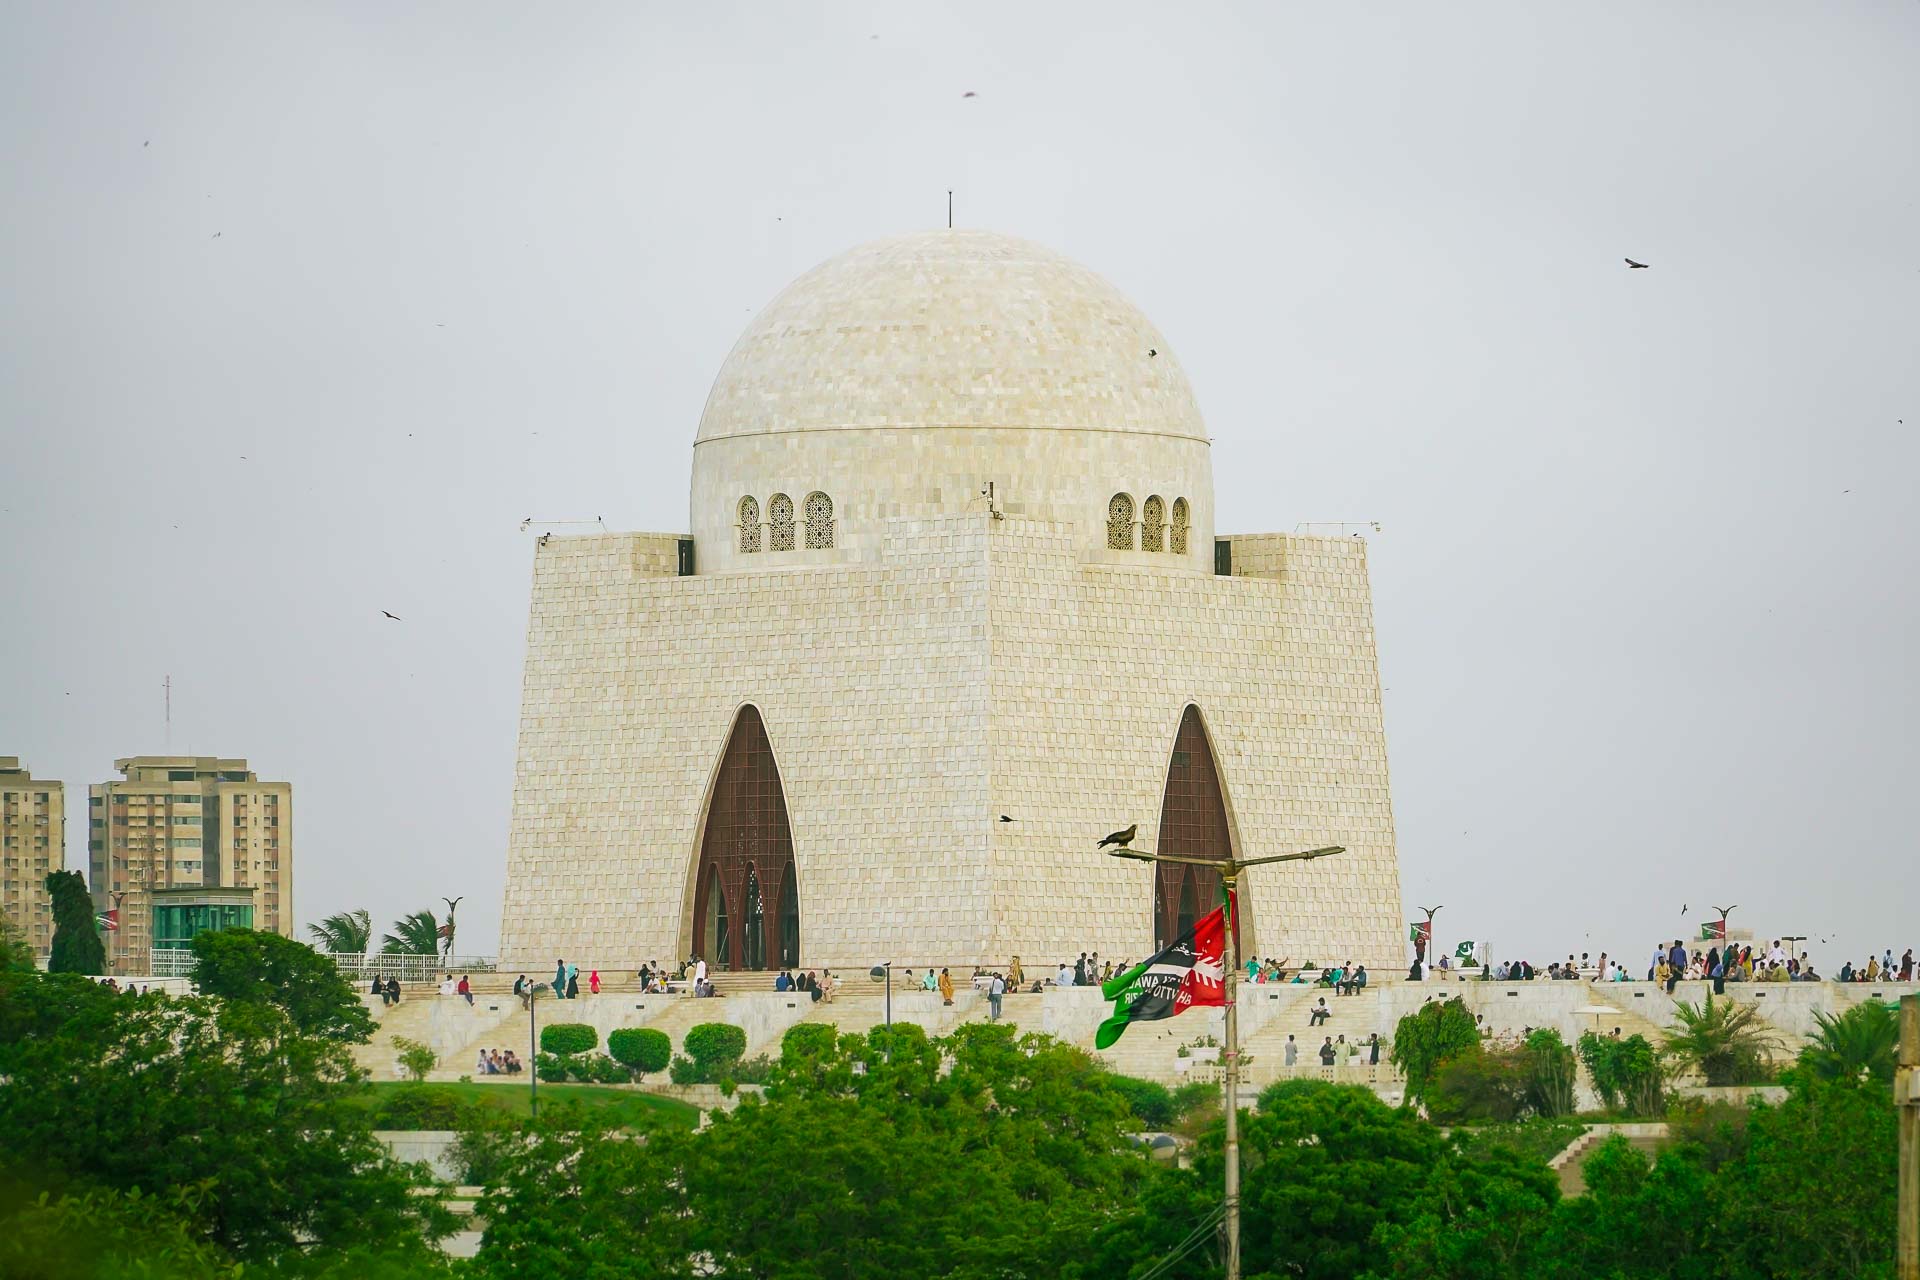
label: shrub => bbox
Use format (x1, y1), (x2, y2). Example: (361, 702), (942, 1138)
(585, 1053), (631, 1085)
(729, 1054), (776, 1085)
(683, 1022), (746, 1073)
(534, 1052), (569, 1082)
(1664, 1095), (1752, 1170)
(1451, 1115), (1587, 1165)
(607, 1027), (672, 1077)
(540, 1023), (599, 1056)
(1169, 1081), (1217, 1122)
(369, 1084), (472, 1129)
(668, 1054), (701, 1086)
(392, 1035), (438, 1083)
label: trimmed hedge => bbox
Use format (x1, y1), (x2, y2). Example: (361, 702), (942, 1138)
(534, 1052), (569, 1082)
(540, 1023), (599, 1056)
(608, 1027), (672, 1076)
(683, 1022), (746, 1070)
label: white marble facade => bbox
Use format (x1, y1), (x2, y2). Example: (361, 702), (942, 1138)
(499, 230), (1405, 974)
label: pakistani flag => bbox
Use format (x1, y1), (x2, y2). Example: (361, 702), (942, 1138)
(1094, 893), (1232, 1050)
(1454, 940), (1476, 961)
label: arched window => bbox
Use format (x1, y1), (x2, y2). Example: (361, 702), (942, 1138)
(804, 492), (834, 549)
(1107, 493), (1136, 550)
(1153, 706), (1240, 952)
(737, 496), (761, 553)
(1142, 496), (1166, 552)
(1170, 498), (1190, 555)
(768, 494), (795, 551)
(691, 706), (799, 971)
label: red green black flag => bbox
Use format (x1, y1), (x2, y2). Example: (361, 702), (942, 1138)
(1094, 893), (1232, 1050)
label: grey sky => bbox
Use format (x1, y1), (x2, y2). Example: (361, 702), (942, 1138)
(4, 4), (1915, 967)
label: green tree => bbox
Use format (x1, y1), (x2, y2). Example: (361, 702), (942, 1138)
(1388, 996), (1480, 1102)
(306, 908), (374, 954)
(1521, 1028), (1577, 1118)
(189, 927), (374, 1043)
(0, 970), (454, 1266)
(1577, 1031), (1665, 1115)
(1715, 1079), (1897, 1279)
(468, 1116), (693, 1280)
(1664, 994), (1779, 1086)
(1529, 1136), (1715, 1280)
(380, 909), (439, 955)
(393, 1035), (438, 1082)
(1798, 1000), (1899, 1085)
(1089, 1080), (1554, 1280)
(1427, 1043), (1529, 1123)
(0, 915), (33, 974)
(45, 869), (105, 975)
(0, 1180), (242, 1280)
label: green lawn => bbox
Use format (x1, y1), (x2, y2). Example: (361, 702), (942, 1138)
(347, 1080), (701, 1130)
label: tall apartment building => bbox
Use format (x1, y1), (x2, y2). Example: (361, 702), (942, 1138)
(89, 757), (291, 975)
(0, 758), (64, 961)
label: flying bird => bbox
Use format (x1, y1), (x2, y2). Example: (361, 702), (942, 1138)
(211, 232), (222, 239)
(1148, 348), (1157, 358)
(143, 140), (149, 147)
(1624, 258), (1649, 269)
(962, 91), (977, 98)
(382, 610), (401, 621)
(999, 815), (1014, 823)
(1098, 823), (1138, 849)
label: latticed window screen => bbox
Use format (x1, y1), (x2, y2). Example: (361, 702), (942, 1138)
(803, 492), (834, 548)
(1107, 493), (1135, 550)
(1170, 498), (1190, 554)
(692, 706), (799, 970)
(737, 496), (761, 553)
(1154, 705), (1239, 950)
(1141, 495), (1166, 552)
(768, 494), (795, 551)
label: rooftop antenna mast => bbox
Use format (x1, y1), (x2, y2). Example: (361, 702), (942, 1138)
(947, 190), (953, 229)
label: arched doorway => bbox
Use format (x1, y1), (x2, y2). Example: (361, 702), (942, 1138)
(691, 706), (800, 970)
(1153, 705), (1241, 951)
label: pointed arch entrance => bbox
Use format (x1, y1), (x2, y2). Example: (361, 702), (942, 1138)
(1153, 705), (1242, 951)
(691, 706), (800, 971)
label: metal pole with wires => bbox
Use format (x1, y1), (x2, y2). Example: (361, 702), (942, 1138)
(1104, 840), (1346, 1280)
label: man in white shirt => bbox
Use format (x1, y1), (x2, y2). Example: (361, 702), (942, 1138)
(1057, 962), (1075, 987)
(988, 972), (1005, 1021)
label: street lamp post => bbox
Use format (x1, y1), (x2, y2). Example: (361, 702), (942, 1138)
(527, 981), (550, 1120)
(868, 964), (892, 1061)
(1106, 842), (1345, 1280)
(1419, 905), (1443, 976)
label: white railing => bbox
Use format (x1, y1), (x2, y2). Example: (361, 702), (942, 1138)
(321, 952), (499, 983)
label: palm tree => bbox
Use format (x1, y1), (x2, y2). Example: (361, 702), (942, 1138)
(380, 909), (441, 956)
(1799, 1001), (1898, 1085)
(1664, 993), (1781, 1086)
(306, 909), (373, 955)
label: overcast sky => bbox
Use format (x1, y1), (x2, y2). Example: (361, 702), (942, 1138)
(4, 3), (1915, 967)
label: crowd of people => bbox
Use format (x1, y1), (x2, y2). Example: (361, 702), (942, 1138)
(1432, 940), (1917, 991)
(473, 1047), (523, 1074)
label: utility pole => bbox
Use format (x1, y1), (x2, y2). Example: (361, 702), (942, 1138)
(1104, 841), (1345, 1280)
(1898, 992), (1917, 1280)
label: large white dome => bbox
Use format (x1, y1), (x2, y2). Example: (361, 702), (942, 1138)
(688, 230), (1215, 574)
(696, 230), (1206, 444)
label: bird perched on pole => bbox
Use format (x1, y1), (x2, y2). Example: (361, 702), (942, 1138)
(1098, 823), (1138, 849)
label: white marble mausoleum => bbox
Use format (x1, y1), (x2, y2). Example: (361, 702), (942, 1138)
(499, 229), (1405, 974)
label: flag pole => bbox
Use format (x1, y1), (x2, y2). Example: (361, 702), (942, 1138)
(1221, 867), (1241, 1280)
(1100, 841), (1343, 1280)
